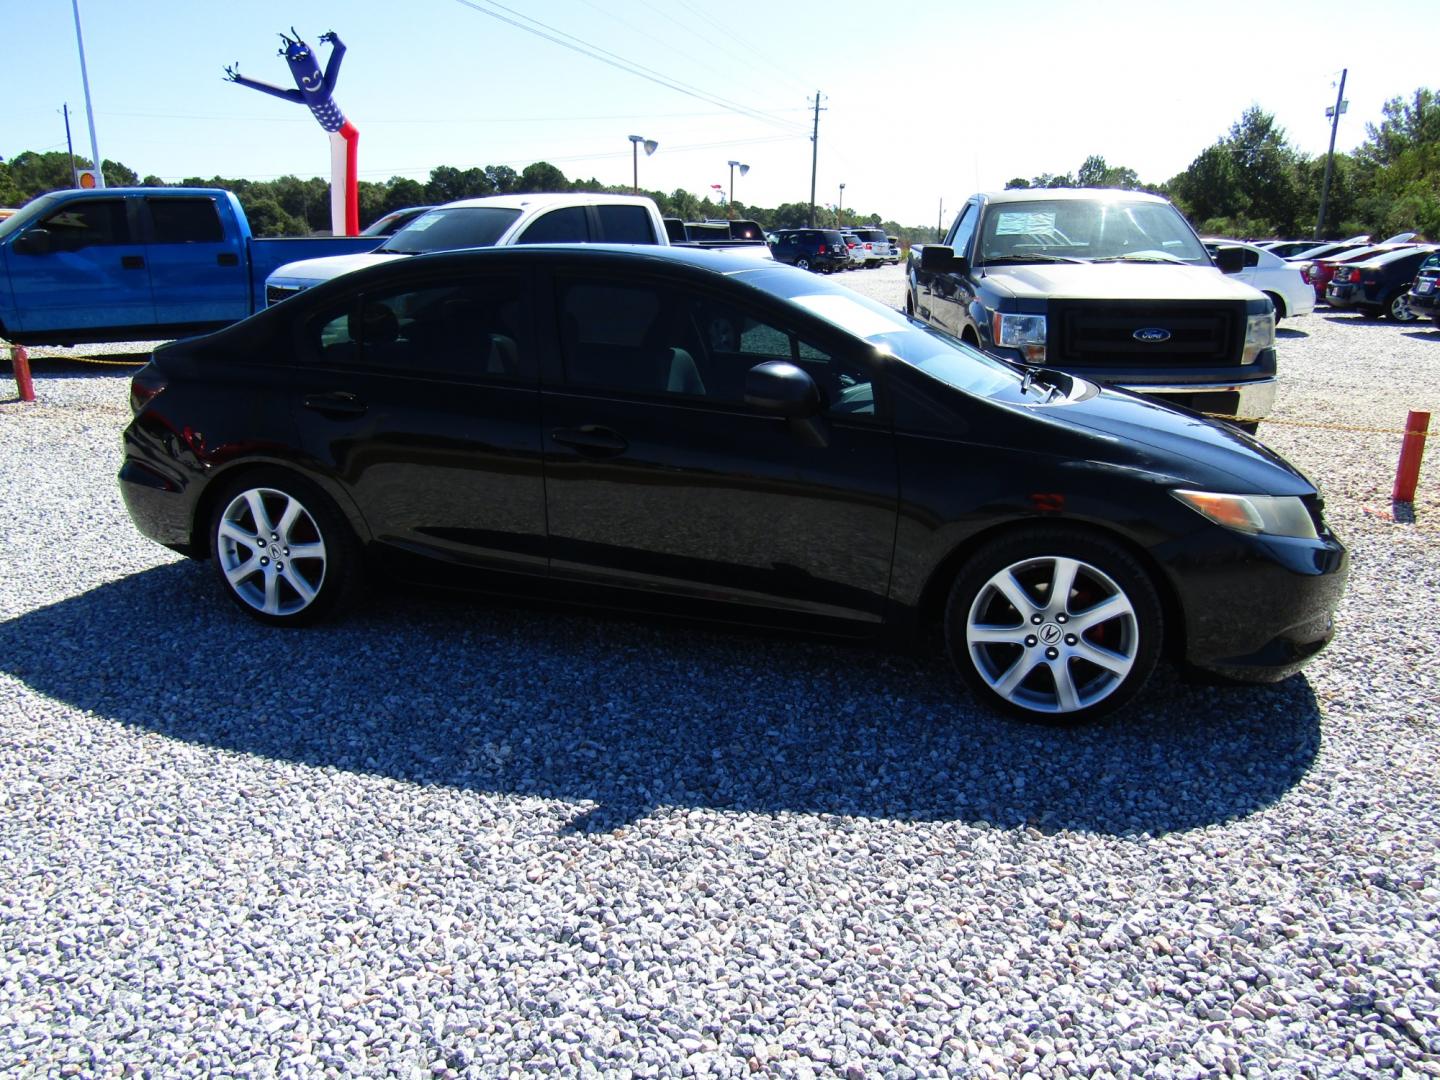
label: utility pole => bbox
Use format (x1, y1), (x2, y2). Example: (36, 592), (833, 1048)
(1315, 68), (1348, 240)
(62, 104), (77, 186)
(808, 92), (825, 227)
(937, 198), (944, 242)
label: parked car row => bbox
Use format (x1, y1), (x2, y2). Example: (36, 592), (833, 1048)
(769, 226), (899, 273)
(1249, 232), (1433, 322)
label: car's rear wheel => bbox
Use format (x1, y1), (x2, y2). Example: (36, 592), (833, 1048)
(945, 529), (1162, 722)
(1386, 289), (1418, 322)
(1265, 293), (1286, 321)
(208, 470), (359, 626)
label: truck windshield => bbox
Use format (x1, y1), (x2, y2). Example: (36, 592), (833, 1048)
(786, 290), (1021, 398)
(977, 199), (1209, 266)
(377, 207), (523, 255)
(0, 194), (61, 241)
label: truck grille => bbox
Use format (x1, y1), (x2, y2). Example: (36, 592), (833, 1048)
(1049, 300), (1244, 367)
(265, 283), (308, 307)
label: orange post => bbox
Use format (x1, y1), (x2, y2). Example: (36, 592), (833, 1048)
(10, 345), (35, 402)
(1392, 410), (1431, 504)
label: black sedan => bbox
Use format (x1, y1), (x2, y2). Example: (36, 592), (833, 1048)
(118, 245), (1347, 722)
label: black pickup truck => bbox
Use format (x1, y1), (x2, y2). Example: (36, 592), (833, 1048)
(906, 188), (1276, 424)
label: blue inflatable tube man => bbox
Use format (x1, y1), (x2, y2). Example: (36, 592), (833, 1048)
(225, 29), (359, 235)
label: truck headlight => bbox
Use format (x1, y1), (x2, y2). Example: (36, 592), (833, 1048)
(991, 312), (1046, 362)
(1241, 311), (1275, 365)
(1172, 489), (1318, 540)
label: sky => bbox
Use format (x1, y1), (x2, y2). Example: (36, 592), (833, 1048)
(4, 0), (1432, 230)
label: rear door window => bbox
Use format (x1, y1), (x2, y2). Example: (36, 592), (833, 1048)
(147, 198), (224, 243)
(312, 274), (533, 381)
(596, 205), (656, 244)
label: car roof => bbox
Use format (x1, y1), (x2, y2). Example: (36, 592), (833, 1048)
(978, 187), (1169, 205)
(433, 192), (659, 211)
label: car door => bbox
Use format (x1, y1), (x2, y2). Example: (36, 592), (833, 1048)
(929, 201), (978, 335)
(6, 194), (154, 335)
(143, 195), (249, 327)
(292, 268), (548, 578)
(539, 268), (899, 624)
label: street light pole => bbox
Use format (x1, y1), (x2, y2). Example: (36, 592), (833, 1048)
(629, 134), (658, 195)
(71, 0), (104, 188)
(727, 160), (749, 219)
(838, 183), (845, 228)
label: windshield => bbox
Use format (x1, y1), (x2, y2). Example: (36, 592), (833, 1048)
(378, 206), (522, 254)
(976, 198), (1209, 265)
(1420, 254), (1440, 272)
(785, 287), (1023, 398)
(0, 193), (61, 241)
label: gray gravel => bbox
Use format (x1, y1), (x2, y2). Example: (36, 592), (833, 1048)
(3, 273), (1439, 1078)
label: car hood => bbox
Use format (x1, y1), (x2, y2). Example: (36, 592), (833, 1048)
(990, 379), (1316, 496)
(978, 263), (1265, 303)
(267, 251), (404, 286)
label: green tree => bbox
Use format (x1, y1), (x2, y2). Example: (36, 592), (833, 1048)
(1077, 155), (1139, 189)
(517, 161), (568, 193)
(1005, 177), (1031, 189)
(485, 165), (518, 194)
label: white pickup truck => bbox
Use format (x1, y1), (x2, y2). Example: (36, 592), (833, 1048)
(264, 192), (768, 304)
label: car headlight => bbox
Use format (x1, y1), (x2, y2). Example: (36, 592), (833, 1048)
(1172, 489), (1318, 540)
(1241, 310), (1275, 365)
(991, 311), (1046, 362)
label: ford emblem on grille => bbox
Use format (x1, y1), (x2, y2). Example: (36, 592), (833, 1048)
(1133, 327), (1172, 343)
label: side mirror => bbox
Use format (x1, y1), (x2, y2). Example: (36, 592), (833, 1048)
(12, 229), (53, 256)
(744, 360), (821, 417)
(921, 244), (967, 274)
(1213, 245), (1245, 274)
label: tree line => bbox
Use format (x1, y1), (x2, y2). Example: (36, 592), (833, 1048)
(1007, 88), (1438, 241)
(2, 85), (1434, 243)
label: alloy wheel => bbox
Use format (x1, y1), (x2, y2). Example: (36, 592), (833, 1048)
(215, 487), (328, 617)
(965, 555), (1140, 715)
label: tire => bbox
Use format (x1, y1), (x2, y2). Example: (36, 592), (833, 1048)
(208, 469), (360, 626)
(944, 528), (1162, 722)
(1385, 289), (1418, 322)
(796, 257), (812, 272)
(1265, 293), (1286, 322)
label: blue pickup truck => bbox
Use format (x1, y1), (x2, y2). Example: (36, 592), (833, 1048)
(0, 187), (382, 346)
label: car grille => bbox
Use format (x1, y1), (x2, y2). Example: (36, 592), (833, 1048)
(265, 283), (308, 307)
(1048, 300), (1245, 367)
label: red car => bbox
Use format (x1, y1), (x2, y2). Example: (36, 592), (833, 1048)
(1308, 244), (1418, 302)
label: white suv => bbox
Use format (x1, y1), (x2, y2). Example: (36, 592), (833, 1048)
(848, 226), (891, 268)
(266, 193), (668, 302)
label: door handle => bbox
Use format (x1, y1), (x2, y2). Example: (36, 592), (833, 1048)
(121, 255), (145, 270)
(303, 391), (367, 417)
(217, 252), (239, 267)
(551, 425), (628, 456)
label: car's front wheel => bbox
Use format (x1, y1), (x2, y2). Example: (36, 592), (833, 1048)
(208, 470), (360, 625)
(945, 529), (1162, 722)
(796, 257), (812, 272)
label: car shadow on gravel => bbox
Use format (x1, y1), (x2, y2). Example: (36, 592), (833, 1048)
(0, 564), (1321, 838)
(1275, 327), (1309, 339)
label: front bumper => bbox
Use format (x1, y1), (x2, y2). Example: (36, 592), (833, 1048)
(1170, 528), (1349, 682)
(1118, 377), (1277, 423)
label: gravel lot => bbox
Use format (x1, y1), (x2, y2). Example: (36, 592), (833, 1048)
(2, 268), (1438, 1078)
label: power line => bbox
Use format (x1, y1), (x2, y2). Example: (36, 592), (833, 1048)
(449, 0), (805, 135)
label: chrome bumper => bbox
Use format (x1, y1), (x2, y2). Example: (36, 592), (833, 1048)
(1118, 377), (1278, 421)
